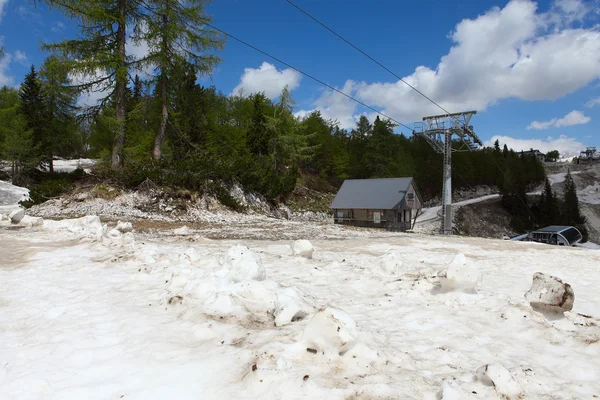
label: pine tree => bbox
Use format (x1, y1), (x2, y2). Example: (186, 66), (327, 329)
(493, 139), (500, 153)
(19, 65), (47, 167)
(138, 0), (224, 160)
(41, 0), (143, 169)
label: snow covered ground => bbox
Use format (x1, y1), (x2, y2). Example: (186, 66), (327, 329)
(51, 158), (96, 173)
(2, 217), (599, 399)
(0, 180), (29, 214)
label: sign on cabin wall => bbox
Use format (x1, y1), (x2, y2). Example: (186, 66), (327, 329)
(407, 192), (414, 209)
(373, 212), (381, 224)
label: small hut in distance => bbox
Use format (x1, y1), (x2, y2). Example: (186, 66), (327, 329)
(330, 177), (423, 232)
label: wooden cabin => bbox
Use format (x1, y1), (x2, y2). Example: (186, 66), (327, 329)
(330, 178), (423, 232)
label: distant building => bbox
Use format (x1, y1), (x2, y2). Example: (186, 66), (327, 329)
(520, 149), (546, 162)
(578, 147), (600, 164)
(330, 178), (423, 232)
(527, 226), (583, 246)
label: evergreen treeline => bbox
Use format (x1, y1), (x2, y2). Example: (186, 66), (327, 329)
(2, 1), (587, 240)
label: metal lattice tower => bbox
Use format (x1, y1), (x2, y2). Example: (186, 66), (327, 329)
(413, 111), (482, 235)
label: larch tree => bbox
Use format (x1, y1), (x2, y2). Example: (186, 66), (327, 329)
(41, 0), (142, 169)
(138, 0), (224, 160)
(0, 87), (34, 178)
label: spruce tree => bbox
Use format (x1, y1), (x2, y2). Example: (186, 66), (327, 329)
(538, 177), (559, 226)
(138, 0), (224, 160)
(19, 65), (47, 167)
(493, 139), (500, 153)
(40, 55), (80, 167)
(247, 93), (270, 158)
(562, 170), (588, 240)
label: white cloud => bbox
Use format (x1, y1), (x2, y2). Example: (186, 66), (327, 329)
(51, 21), (66, 32)
(554, 110), (591, 127)
(0, 52), (13, 87)
(586, 97), (600, 108)
(297, 0), (600, 127)
(0, 0), (8, 23)
(295, 81), (363, 129)
(13, 49), (27, 65)
(485, 134), (585, 157)
(528, 110), (591, 129)
(232, 62), (301, 99)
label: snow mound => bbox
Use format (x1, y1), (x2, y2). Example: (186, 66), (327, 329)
(273, 287), (311, 327)
(200, 279), (311, 326)
(292, 239), (314, 259)
(525, 272), (574, 312)
(302, 307), (358, 356)
(19, 215), (44, 227)
(43, 215), (104, 240)
(8, 208), (25, 224)
(375, 250), (403, 275)
(476, 364), (523, 399)
(440, 254), (480, 293)
(173, 226), (192, 236)
(115, 221), (133, 233)
(223, 245), (266, 283)
(437, 380), (463, 400)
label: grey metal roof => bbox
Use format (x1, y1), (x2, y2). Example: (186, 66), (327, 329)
(535, 226), (572, 233)
(330, 178), (414, 210)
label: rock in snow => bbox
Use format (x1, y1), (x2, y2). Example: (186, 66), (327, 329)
(302, 307), (358, 356)
(223, 245), (266, 283)
(115, 221), (133, 233)
(375, 249), (403, 275)
(441, 254), (480, 292)
(291, 239), (314, 259)
(525, 272), (574, 312)
(476, 363), (523, 399)
(8, 208), (25, 224)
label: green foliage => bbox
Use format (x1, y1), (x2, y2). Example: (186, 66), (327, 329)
(561, 170), (588, 241)
(21, 179), (71, 208)
(545, 150), (560, 162)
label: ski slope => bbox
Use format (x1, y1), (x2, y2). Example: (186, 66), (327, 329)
(1, 217), (599, 399)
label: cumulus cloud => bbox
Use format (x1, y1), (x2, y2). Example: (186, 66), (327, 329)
(296, 0), (600, 127)
(485, 134), (586, 157)
(232, 62), (301, 99)
(528, 110), (591, 129)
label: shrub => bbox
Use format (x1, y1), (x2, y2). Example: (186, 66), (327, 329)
(20, 179), (71, 208)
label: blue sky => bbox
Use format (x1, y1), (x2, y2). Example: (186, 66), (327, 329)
(1, 0), (599, 156)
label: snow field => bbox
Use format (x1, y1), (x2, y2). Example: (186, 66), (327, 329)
(2, 219), (600, 399)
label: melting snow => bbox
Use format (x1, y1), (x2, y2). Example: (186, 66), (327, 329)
(1, 216), (600, 399)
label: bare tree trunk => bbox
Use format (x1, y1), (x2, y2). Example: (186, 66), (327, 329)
(153, 10), (169, 161)
(153, 74), (168, 160)
(111, 0), (127, 170)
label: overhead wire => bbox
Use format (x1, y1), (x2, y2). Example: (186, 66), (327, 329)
(285, 0), (538, 224)
(202, 22), (413, 134)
